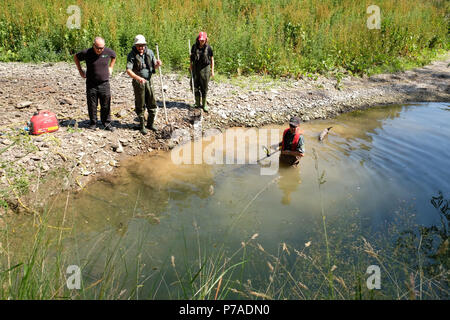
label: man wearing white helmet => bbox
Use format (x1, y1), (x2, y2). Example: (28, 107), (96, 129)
(126, 35), (162, 135)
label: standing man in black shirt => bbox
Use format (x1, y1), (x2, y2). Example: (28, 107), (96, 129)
(74, 37), (117, 131)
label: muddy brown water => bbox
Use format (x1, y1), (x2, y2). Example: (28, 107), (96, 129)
(5, 102), (450, 298)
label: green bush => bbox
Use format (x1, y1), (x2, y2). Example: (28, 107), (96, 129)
(0, 0), (448, 76)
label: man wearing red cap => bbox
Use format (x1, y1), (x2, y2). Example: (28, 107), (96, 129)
(190, 31), (214, 112)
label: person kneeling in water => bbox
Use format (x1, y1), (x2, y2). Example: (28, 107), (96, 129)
(278, 116), (305, 167)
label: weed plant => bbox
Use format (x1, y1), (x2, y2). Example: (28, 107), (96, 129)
(0, 0), (448, 77)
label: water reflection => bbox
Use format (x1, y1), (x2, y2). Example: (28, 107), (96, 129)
(69, 153), (215, 235)
(323, 105), (404, 158)
(388, 191), (450, 299)
(278, 166), (302, 205)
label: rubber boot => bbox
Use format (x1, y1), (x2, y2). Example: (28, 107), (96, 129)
(195, 93), (201, 109)
(139, 116), (148, 135)
(146, 110), (157, 132)
(201, 94), (209, 112)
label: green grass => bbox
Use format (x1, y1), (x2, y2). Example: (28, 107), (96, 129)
(0, 0), (448, 77)
(1, 196), (448, 299)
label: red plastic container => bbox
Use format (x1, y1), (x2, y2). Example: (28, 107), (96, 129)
(29, 110), (59, 135)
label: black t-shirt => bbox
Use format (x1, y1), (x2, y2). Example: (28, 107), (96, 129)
(76, 47), (116, 86)
(190, 44), (213, 70)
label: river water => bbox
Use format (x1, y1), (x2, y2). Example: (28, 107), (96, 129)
(8, 102), (450, 299)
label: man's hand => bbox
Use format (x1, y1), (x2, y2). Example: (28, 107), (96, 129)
(109, 57), (116, 75)
(138, 77), (147, 84)
(126, 69), (146, 84)
(155, 60), (162, 68)
(79, 69), (86, 79)
(281, 150), (304, 157)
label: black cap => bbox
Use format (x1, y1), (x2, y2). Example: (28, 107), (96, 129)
(289, 116), (301, 127)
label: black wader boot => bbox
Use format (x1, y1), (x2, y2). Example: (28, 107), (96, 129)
(139, 116), (148, 135)
(146, 110), (157, 131)
(201, 94), (208, 112)
(195, 93), (201, 109)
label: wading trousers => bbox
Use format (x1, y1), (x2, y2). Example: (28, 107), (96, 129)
(132, 78), (157, 129)
(192, 65), (210, 108)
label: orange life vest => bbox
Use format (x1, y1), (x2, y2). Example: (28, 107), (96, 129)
(281, 127), (304, 151)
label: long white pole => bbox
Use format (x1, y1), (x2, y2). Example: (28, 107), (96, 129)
(155, 44), (168, 124)
(189, 39), (195, 105)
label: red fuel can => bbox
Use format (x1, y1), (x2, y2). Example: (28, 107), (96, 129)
(29, 110), (59, 135)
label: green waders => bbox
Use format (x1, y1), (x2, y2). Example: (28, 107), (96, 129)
(132, 79), (157, 135)
(192, 65), (211, 112)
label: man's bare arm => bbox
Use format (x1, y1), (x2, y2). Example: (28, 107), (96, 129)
(281, 150), (304, 157)
(74, 54), (86, 78)
(109, 57), (116, 76)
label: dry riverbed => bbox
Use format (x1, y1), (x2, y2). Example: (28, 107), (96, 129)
(0, 54), (449, 212)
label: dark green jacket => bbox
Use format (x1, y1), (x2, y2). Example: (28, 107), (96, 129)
(126, 46), (156, 79)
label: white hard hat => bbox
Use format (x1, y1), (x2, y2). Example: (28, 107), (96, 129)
(133, 34), (147, 45)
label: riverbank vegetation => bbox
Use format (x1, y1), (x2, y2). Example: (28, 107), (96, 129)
(0, 0), (448, 77)
(1, 190), (447, 299)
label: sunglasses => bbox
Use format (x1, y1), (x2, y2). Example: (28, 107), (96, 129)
(94, 45), (105, 50)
